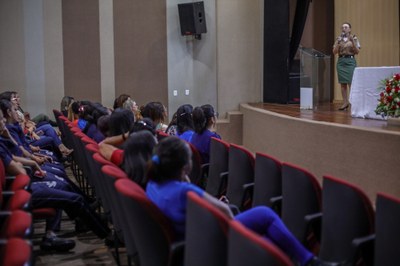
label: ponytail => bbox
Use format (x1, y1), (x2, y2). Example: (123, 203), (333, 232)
(192, 107), (207, 134)
(147, 136), (191, 183)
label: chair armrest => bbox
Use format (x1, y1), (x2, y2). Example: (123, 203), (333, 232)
(270, 195), (283, 215)
(241, 182), (255, 211)
(170, 240), (185, 266)
(270, 195), (282, 204)
(201, 163), (210, 176)
(228, 203), (241, 216)
(218, 171), (229, 197)
(243, 183), (254, 193)
(305, 212), (323, 241)
(2, 191), (15, 203)
(197, 163), (210, 189)
(0, 211), (12, 224)
(352, 234), (375, 265)
(353, 234), (375, 247)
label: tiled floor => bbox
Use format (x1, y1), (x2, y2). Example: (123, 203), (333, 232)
(32, 166), (130, 266)
(33, 215), (125, 266)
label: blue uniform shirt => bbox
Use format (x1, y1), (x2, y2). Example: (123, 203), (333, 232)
(146, 179), (204, 239)
(190, 129), (221, 163)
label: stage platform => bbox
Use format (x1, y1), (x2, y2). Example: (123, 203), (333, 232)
(249, 102), (400, 133)
(237, 102), (400, 203)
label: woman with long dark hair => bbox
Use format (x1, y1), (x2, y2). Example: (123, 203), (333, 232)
(189, 104), (220, 163)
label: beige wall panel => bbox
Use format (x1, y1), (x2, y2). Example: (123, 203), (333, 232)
(43, 0), (64, 113)
(62, 0), (101, 102)
(113, 0), (168, 107)
(334, 0), (399, 101)
(99, 0), (115, 108)
(0, 0), (26, 95)
(217, 0), (263, 117)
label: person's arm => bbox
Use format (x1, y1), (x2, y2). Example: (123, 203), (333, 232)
(12, 155), (45, 176)
(17, 145), (45, 165)
(5, 160), (27, 176)
(350, 35), (360, 54)
(0, 127), (18, 146)
(332, 37), (341, 55)
(202, 192), (234, 219)
(98, 141), (119, 161)
(100, 131), (129, 146)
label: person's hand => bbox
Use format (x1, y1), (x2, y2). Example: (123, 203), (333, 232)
(219, 195), (230, 204)
(32, 155), (46, 165)
(30, 145), (40, 152)
(31, 131), (40, 140)
(34, 169), (46, 178)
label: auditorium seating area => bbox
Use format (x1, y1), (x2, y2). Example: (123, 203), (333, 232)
(2, 109), (396, 266)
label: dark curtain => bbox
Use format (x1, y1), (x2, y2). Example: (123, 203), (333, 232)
(289, 0), (312, 69)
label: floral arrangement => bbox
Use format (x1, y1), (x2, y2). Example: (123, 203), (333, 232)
(375, 73), (400, 118)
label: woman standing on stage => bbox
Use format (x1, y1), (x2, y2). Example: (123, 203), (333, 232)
(333, 22), (361, 110)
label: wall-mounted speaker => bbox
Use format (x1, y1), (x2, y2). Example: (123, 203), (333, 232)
(178, 1), (207, 37)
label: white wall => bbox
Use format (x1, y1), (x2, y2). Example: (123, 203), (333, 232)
(217, 0), (263, 117)
(0, 0), (265, 119)
(166, 0), (217, 118)
(0, 0), (26, 98)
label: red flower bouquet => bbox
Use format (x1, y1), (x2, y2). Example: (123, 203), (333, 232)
(375, 73), (400, 118)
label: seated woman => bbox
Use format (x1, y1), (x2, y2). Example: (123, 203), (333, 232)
(60, 95), (75, 117)
(0, 92), (72, 157)
(189, 104), (220, 163)
(0, 107), (109, 252)
(80, 102), (109, 143)
(141, 101), (168, 131)
(146, 137), (320, 266)
(120, 130), (157, 188)
(99, 118), (156, 167)
(165, 104), (194, 139)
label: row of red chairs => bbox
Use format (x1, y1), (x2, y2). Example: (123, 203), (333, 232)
(53, 110), (290, 265)
(198, 137), (400, 265)
(0, 163), (34, 265)
(53, 109), (400, 266)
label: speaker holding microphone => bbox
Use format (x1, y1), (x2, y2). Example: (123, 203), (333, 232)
(178, 1), (207, 37)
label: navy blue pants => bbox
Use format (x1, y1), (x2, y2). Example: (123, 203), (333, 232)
(30, 181), (109, 239)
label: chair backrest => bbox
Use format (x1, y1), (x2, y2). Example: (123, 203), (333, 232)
(91, 152), (115, 213)
(206, 137), (230, 197)
(319, 175), (375, 264)
(1, 210), (32, 239)
(100, 164), (129, 224)
(115, 178), (177, 266)
(374, 192), (400, 266)
(0, 238), (32, 266)
(101, 165), (139, 257)
(226, 143), (255, 210)
(281, 162), (321, 245)
(253, 152), (282, 210)
(185, 191), (230, 266)
(187, 142), (204, 188)
(227, 220), (293, 266)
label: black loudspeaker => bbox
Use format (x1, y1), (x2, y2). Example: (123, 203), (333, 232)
(178, 1), (207, 37)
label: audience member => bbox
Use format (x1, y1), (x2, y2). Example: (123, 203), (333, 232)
(190, 104), (220, 163)
(141, 101), (168, 131)
(146, 137), (320, 266)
